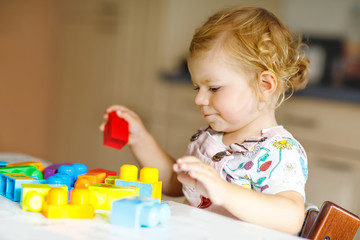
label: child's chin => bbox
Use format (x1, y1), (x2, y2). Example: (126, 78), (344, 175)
(209, 123), (223, 132)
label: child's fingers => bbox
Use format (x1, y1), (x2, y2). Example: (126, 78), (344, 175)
(99, 122), (106, 131)
(105, 105), (128, 114)
(105, 105), (138, 119)
(175, 157), (207, 172)
(176, 172), (197, 188)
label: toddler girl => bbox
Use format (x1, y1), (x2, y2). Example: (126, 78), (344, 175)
(100, 6), (309, 235)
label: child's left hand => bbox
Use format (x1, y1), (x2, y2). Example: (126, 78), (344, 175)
(173, 156), (229, 206)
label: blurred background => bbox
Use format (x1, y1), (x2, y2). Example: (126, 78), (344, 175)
(1, 0), (360, 229)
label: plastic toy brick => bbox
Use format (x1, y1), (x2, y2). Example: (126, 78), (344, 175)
(6, 161), (45, 174)
(89, 168), (117, 178)
(0, 161), (8, 167)
(0, 173), (45, 201)
(110, 197), (171, 228)
(0, 165), (43, 180)
(46, 173), (72, 189)
(105, 175), (117, 185)
(114, 164), (162, 200)
(21, 184), (68, 212)
(74, 172), (107, 189)
(42, 188), (94, 219)
(44, 163), (65, 179)
(103, 111), (129, 149)
(88, 183), (139, 210)
(44, 163), (87, 180)
(56, 163), (87, 187)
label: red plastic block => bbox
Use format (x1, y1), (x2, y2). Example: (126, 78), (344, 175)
(103, 111), (129, 149)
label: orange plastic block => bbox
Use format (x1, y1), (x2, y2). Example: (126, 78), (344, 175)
(74, 172), (106, 189)
(89, 168), (117, 178)
(114, 164), (162, 200)
(6, 161), (45, 174)
(42, 188), (94, 219)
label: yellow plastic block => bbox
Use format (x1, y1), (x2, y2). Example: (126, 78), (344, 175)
(115, 164), (162, 200)
(42, 188), (94, 218)
(21, 184), (67, 212)
(88, 183), (139, 210)
(74, 172), (107, 189)
(104, 175), (117, 185)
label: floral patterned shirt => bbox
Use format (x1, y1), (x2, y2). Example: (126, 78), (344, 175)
(183, 125), (308, 216)
(220, 126), (308, 199)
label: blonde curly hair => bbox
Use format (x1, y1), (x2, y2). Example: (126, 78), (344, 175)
(189, 6), (310, 107)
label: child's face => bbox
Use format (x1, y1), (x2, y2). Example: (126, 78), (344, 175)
(188, 49), (263, 133)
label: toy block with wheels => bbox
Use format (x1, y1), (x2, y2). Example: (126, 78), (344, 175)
(88, 183), (139, 210)
(0, 173), (46, 201)
(110, 197), (171, 228)
(21, 184), (68, 212)
(42, 188), (94, 219)
(103, 111), (129, 149)
(0, 165), (43, 179)
(114, 164), (162, 200)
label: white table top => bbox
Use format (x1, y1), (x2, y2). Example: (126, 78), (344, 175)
(0, 153), (303, 240)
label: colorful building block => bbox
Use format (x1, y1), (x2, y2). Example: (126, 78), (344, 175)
(0, 161), (8, 167)
(44, 163), (87, 180)
(110, 197), (171, 228)
(57, 163), (87, 186)
(6, 161), (45, 174)
(114, 164), (162, 200)
(0, 165), (43, 179)
(89, 168), (117, 178)
(103, 111), (129, 149)
(21, 184), (68, 212)
(44, 163), (65, 179)
(88, 183), (139, 210)
(105, 175), (117, 185)
(46, 173), (72, 189)
(42, 188), (94, 219)
(0, 173), (45, 201)
(74, 172), (106, 189)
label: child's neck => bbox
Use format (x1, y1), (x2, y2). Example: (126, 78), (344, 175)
(222, 113), (278, 146)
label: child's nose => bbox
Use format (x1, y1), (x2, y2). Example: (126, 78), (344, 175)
(195, 90), (209, 106)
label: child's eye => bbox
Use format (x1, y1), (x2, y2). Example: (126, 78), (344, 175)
(209, 87), (220, 92)
(193, 86), (200, 91)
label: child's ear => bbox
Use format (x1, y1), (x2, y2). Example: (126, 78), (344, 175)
(258, 71), (278, 101)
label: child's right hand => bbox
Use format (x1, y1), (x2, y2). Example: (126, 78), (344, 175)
(99, 105), (148, 146)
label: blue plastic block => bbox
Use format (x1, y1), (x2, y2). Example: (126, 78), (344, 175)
(44, 163), (87, 181)
(57, 164), (87, 187)
(0, 173), (46, 201)
(46, 173), (73, 200)
(46, 173), (72, 189)
(115, 180), (153, 198)
(0, 161), (8, 167)
(110, 197), (171, 228)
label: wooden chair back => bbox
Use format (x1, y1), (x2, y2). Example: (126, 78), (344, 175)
(300, 201), (360, 240)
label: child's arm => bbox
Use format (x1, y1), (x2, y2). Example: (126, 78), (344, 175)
(173, 156), (305, 235)
(100, 105), (183, 196)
